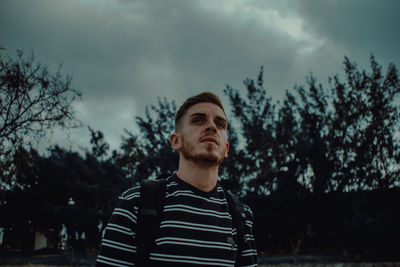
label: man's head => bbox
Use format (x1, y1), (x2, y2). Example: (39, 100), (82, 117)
(175, 92), (226, 132)
(170, 92), (229, 166)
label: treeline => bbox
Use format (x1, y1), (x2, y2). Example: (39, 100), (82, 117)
(224, 56), (400, 195)
(0, 146), (128, 250)
(247, 187), (400, 260)
(114, 55), (400, 196)
(1, 48), (399, 255)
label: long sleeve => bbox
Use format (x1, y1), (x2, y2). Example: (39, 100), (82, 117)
(237, 204), (258, 267)
(96, 179), (258, 266)
(96, 186), (140, 267)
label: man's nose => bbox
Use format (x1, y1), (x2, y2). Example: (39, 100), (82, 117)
(205, 120), (217, 133)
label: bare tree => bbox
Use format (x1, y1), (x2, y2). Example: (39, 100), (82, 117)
(0, 48), (81, 149)
(0, 48), (81, 189)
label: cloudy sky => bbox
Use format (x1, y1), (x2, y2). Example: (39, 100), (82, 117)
(1, 0), (400, 153)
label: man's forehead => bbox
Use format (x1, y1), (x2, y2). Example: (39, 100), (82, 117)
(186, 102), (226, 119)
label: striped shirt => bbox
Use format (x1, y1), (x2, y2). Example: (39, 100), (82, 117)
(96, 174), (258, 267)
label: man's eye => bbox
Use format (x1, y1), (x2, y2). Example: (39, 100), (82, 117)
(193, 119), (203, 124)
(217, 123), (226, 128)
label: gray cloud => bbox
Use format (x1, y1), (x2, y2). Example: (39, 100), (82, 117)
(1, 0), (399, 152)
(297, 0), (400, 66)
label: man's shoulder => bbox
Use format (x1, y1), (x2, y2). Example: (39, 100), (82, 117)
(242, 203), (254, 222)
(241, 202), (253, 215)
(222, 188), (254, 221)
(118, 177), (172, 201)
(118, 184), (141, 201)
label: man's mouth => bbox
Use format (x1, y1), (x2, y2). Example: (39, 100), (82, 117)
(201, 136), (219, 145)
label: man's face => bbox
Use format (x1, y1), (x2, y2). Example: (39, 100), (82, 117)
(171, 102), (229, 166)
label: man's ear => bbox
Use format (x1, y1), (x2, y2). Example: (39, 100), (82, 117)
(170, 133), (181, 151)
(224, 141), (229, 158)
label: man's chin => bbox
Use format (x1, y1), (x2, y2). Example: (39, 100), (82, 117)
(197, 155), (221, 166)
(183, 151), (224, 166)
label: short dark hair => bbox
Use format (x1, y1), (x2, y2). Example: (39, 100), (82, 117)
(175, 92), (226, 132)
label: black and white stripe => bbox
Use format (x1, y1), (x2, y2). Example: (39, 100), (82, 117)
(96, 174), (257, 266)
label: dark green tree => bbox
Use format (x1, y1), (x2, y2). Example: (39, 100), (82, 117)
(274, 91), (305, 195)
(219, 123), (247, 195)
(88, 127), (110, 161)
(0, 48), (81, 190)
(342, 55), (400, 190)
(114, 97), (178, 183)
(294, 55), (400, 193)
(295, 75), (334, 194)
(224, 67), (278, 195)
(225, 55), (400, 195)
(0, 145), (128, 251)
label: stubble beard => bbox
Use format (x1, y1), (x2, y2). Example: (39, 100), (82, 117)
(181, 136), (225, 166)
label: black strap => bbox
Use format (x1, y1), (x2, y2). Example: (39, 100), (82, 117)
(136, 178), (167, 266)
(135, 179), (246, 266)
(224, 189), (247, 266)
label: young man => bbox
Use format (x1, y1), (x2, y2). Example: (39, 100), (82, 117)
(96, 92), (257, 266)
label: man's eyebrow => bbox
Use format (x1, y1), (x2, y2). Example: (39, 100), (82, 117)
(215, 116), (227, 123)
(189, 113), (207, 118)
(189, 113), (227, 123)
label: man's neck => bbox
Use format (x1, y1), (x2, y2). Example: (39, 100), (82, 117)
(176, 159), (219, 192)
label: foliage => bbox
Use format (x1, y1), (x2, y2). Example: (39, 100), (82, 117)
(1, 52), (400, 253)
(246, 188), (400, 260)
(0, 146), (128, 250)
(226, 55), (400, 195)
(0, 48), (81, 147)
(114, 97), (178, 183)
(294, 55), (400, 193)
(89, 127), (110, 161)
(0, 48), (81, 190)
(224, 67), (278, 195)
(218, 123), (247, 194)
(274, 90), (305, 195)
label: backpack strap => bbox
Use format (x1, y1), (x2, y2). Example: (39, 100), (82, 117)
(136, 178), (167, 266)
(224, 189), (247, 266)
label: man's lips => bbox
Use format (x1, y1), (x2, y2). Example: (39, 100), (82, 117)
(200, 136), (219, 145)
